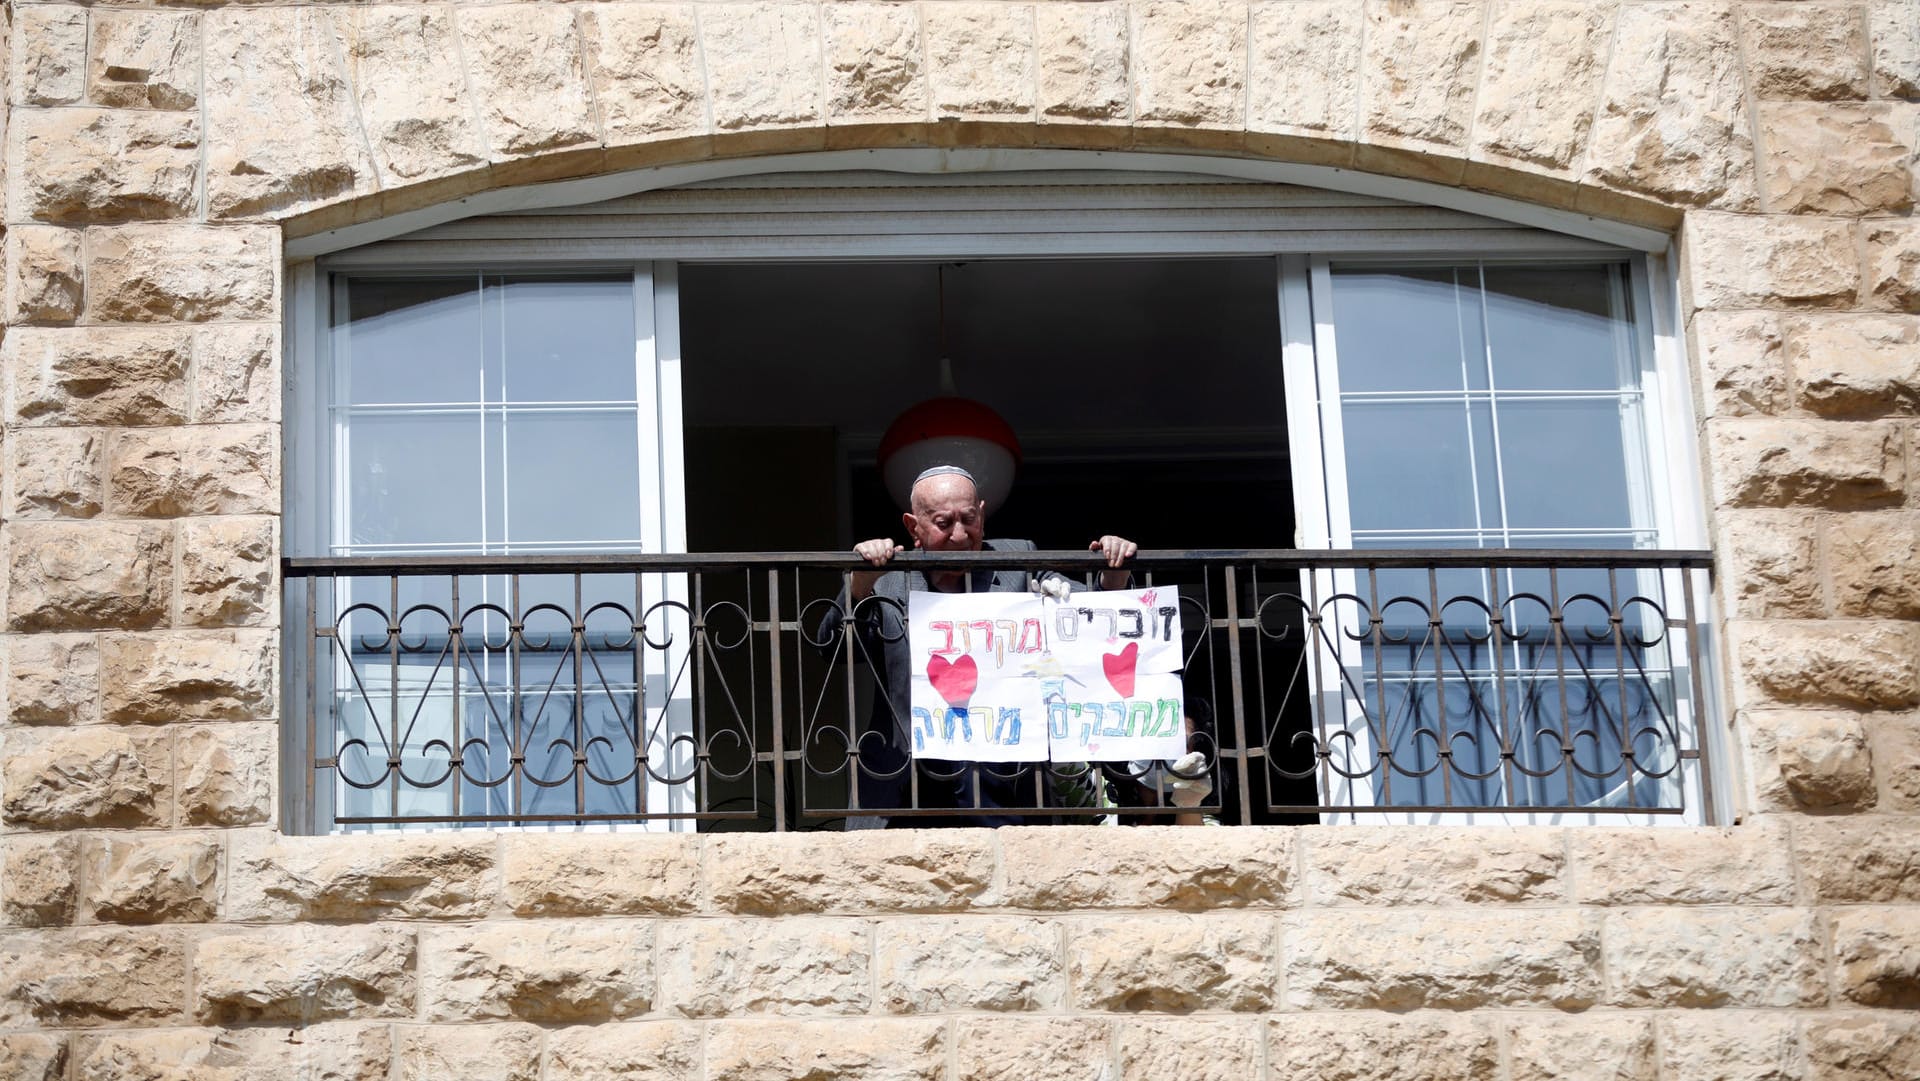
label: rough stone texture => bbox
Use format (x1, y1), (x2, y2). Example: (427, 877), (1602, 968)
(1286, 908), (1601, 1009)
(175, 722), (275, 827)
(582, 4), (706, 141)
(1605, 908), (1826, 1007)
(3, 633), (98, 724)
(340, 7), (486, 186)
(0, 1034), (66, 1081)
(6, 326), (191, 427)
(1686, 213), (1858, 310)
(1, 726), (167, 829)
(1247, 1), (1360, 140)
(1267, 1013), (1501, 1081)
(1728, 620), (1920, 710)
(1747, 710), (1879, 809)
(710, 1018), (945, 1081)
(193, 924), (415, 1022)
(457, 6), (599, 159)
(107, 424), (277, 518)
(1362, 0), (1482, 149)
(502, 832), (699, 916)
(1835, 908), (1920, 1007)
(1708, 418), (1905, 509)
(1865, 220), (1920, 312)
(877, 916), (1062, 1013)
(1588, 3), (1756, 207)
(1507, 1015), (1658, 1081)
(395, 1023), (540, 1081)
(1715, 511), (1822, 619)
(1071, 913), (1274, 1012)
(0, 927), (186, 1025)
(925, 3), (1034, 120)
(1761, 103), (1914, 215)
(1657, 1012), (1803, 1081)
(193, 324), (279, 425)
(656, 918), (868, 1017)
(1571, 821), (1795, 904)
(178, 516), (276, 627)
(84, 225), (277, 324)
(1798, 817), (1920, 902)
(80, 833), (219, 925)
(1132, 2), (1245, 129)
(13, 6), (87, 106)
(99, 630), (274, 723)
(1869, 714), (1920, 811)
(1743, 1), (1871, 100)
(1035, 2), (1130, 123)
(88, 10), (200, 111)
(1790, 314), (1920, 418)
(71, 1024), (390, 1081)
(1118, 1017), (1261, 1081)
(5, 225), (83, 324)
(422, 920), (651, 1022)
(1874, 0), (1920, 99)
(823, 3), (925, 123)
(1, 835), (78, 926)
(1692, 310), (1789, 418)
(956, 1017), (1112, 1081)
(547, 1022), (702, 1081)
(709, 829), (992, 913)
(1807, 1013), (1920, 1081)
(226, 831), (497, 920)
(700, 3), (823, 131)
(8, 108), (199, 224)
(1302, 826), (1564, 905)
(6, 427), (104, 520)
(1472, 0), (1612, 172)
(5, 521), (171, 631)
(1000, 824), (1289, 909)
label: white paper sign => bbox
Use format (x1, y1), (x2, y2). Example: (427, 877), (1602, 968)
(907, 587), (1186, 763)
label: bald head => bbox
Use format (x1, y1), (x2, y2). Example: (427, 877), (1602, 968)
(904, 471), (985, 570)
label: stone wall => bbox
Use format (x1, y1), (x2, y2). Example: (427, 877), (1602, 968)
(1, 2), (1916, 1079)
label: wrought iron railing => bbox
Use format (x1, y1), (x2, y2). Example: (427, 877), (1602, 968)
(282, 549), (1716, 831)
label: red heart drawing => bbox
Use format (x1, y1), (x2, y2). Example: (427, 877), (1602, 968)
(927, 655), (978, 708)
(1102, 642), (1139, 698)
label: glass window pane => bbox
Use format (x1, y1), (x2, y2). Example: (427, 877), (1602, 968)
(1482, 265), (1629, 392)
(1495, 399), (1633, 530)
(1342, 400), (1499, 532)
(504, 411), (643, 546)
(346, 413), (483, 548)
(1329, 268), (1488, 393)
(501, 276), (637, 404)
(342, 278), (484, 406)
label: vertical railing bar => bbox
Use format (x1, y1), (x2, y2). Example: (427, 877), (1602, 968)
(1682, 569), (1717, 824)
(574, 571), (587, 819)
(1221, 564), (1254, 826)
(767, 567), (787, 832)
(1248, 565), (1266, 816)
(450, 573), (462, 822)
(388, 572), (401, 823)
(841, 570), (864, 815)
(1550, 567), (1576, 809)
(510, 572), (525, 820)
(632, 568), (646, 823)
(1489, 564), (1517, 807)
(1430, 565), (1453, 808)
(1304, 566), (1335, 812)
(306, 574), (320, 833)
(1366, 566), (1391, 807)
(691, 570), (707, 816)
(1611, 567), (1637, 809)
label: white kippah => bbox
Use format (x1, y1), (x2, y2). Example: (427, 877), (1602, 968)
(911, 465), (977, 488)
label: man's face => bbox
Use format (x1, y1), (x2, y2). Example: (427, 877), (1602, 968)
(903, 474), (986, 554)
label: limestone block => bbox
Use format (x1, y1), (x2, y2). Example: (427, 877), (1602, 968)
(1707, 418), (1904, 509)
(1036, 2), (1130, 123)
(1572, 821), (1793, 904)
(999, 824), (1290, 909)
(503, 832), (699, 915)
(1266, 1013), (1500, 1081)
(14, 6), (87, 105)
(4, 633), (98, 724)
(1874, 0), (1920, 98)
(1302, 826), (1564, 905)
(701, 3), (823, 130)
(1743, 1), (1871, 99)
(339, 7), (486, 186)
(456, 6), (599, 159)
(396, 1023), (540, 1081)
(1508, 1015), (1657, 1081)
(1834, 908), (1920, 1007)
(179, 517), (276, 627)
(1868, 713), (1920, 810)
(1797, 816), (1920, 902)
(422, 919), (651, 1022)
(2, 834), (78, 926)
(1714, 510), (1821, 619)
(1761, 103), (1913, 214)
(226, 830), (498, 920)
(4, 226), (83, 325)
(1285, 908), (1601, 1009)
(656, 917), (868, 1016)
(1865, 220), (1920, 312)
(99, 630), (274, 723)
(7, 428), (104, 520)
(1070, 913), (1273, 1012)
(1117, 1017), (1260, 1081)
(1750, 709), (1878, 808)
(9, 108), (199, 224)
(926, 3), (1034, 120)
(1247, 1), (1360, 140)
(194, 924), (415, 1022)
(823, 3), (925, 122)
(85, 225), (277, 324)
(6, 326), (191, 426)
(1691, 310), (1788, 417)
(176, 722), (275, 826)
(1727, 620), (1920, 710)
(1470, 1), (1612, 172)
(80, 832), (219, 924)
(547, 1022), (701, 1081)
(707, 829), (991, 914)
(193, 324), (279, 424)
(0, 926), (186, 1025)
(581, 4), (705, 141)
(107, 424), (277, 517)
(1603, 907), (1825, 1006)
(1789, 314), (1920, 418)
(875, 915), (1061, 1012)
(1359, 0), (1481, 150)
(72, 1024), (390, 1081)
(203, 10), (377, 219)
(1657, 1013), (1803, 1081)
(88, 10), (200, 111)
(0, 1035), (66, 1081)
(6, 521), (171, 631)
(1132, 2), (1245, 128)
(710, 1018), (945, 1081)
(1685, 213), (1857, 310)
(1807, 1014), (1920, 1081)
(1587, 3), (1756, 207)
(1, 725), (166, 828)
(956, 1017), (1112, 1081)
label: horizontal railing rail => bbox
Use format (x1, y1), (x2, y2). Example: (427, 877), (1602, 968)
(284, 548), (1716, 832)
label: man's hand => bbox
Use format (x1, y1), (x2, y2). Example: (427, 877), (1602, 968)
(1090, 535), (1138, 590)
(850, 538), (905, 600)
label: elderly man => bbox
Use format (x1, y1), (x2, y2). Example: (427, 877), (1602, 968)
(832, 465), (1136, 827)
